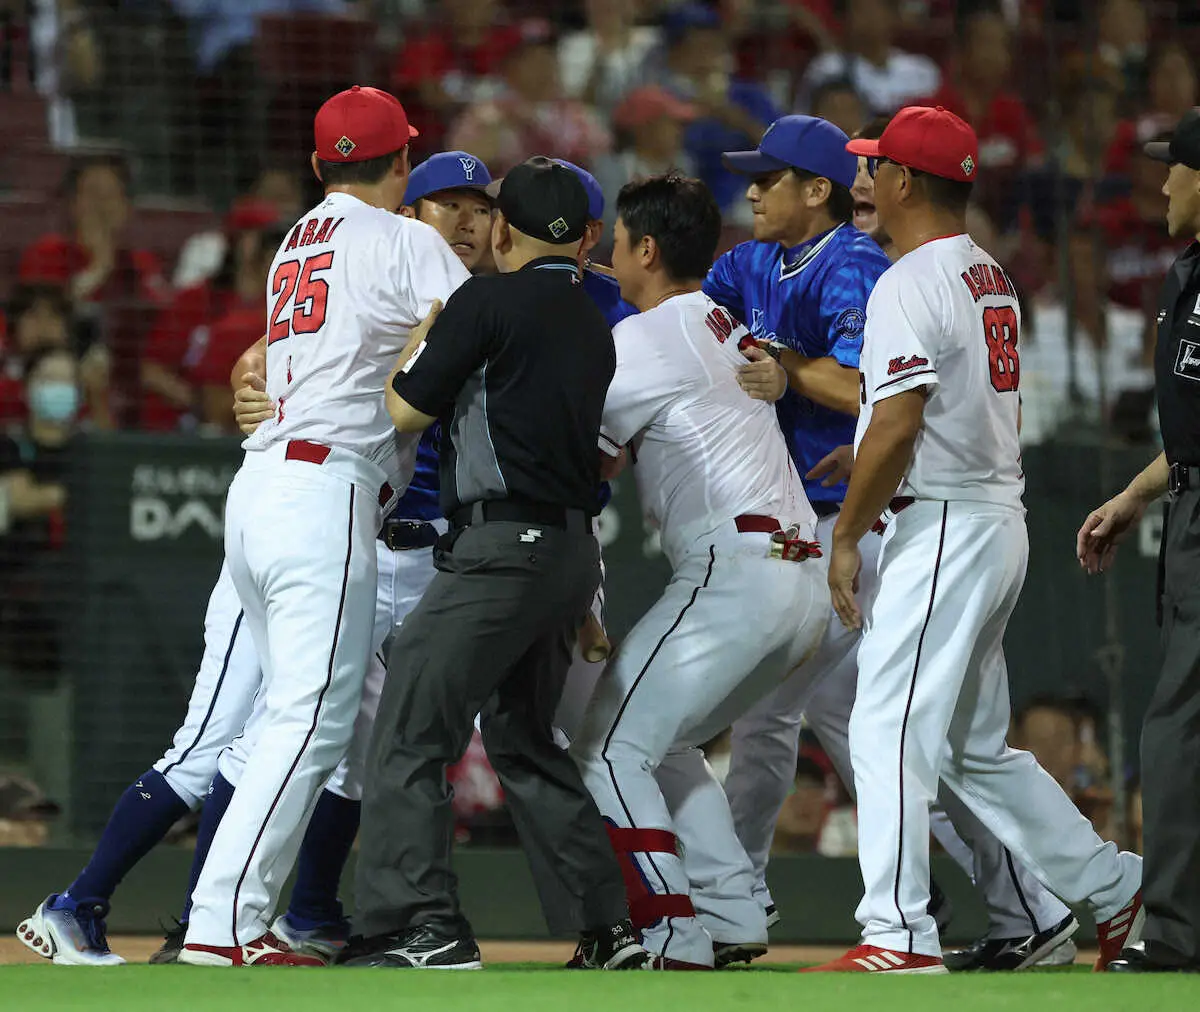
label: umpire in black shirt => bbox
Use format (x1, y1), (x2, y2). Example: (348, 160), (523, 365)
(345, 158), (646, 971)
(1077, 108), (1200, 973)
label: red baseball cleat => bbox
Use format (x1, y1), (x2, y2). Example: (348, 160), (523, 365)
(1095, 890), (1144, 972)
(178, 930), (326, 967)
(801, 943), (948, 974)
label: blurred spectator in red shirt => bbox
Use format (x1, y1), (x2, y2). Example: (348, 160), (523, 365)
(188, 302), (273, 433)
(391, 0), (522, 156)
(18, 152), (166, 428)
(173, 163), (304, 289)
(446, 19), (612, 176)
(557, 0), (660, 112)
(140, 204), (280, 432)
(809, 76), (867, 137)
(593, 86), (699, 235)
(798, 0), (940, 116)
(918, 2), (1042, 229)
(1070, 138), (1175, 355)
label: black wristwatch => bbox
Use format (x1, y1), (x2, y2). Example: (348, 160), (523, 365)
(763, 342), (785, 362)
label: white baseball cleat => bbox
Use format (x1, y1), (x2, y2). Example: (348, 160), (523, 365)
(16, 894), (125, 966)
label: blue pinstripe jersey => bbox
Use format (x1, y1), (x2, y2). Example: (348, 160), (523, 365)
(703, 224), (891, 503)
(389, 265), (633, 522)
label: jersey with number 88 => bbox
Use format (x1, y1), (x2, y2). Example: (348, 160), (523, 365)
(855, 233), (1024, 509)
(244, 192), (470, 484)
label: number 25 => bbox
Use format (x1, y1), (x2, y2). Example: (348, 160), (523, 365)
(269, 252), (334, 344)
(983, 306), (1019, 393)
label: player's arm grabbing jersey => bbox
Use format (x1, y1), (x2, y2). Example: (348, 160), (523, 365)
(856, 234), (1023, 508)
(702, 226), (891, 503)
(599, 291), (814, 566)
(245, 193), (470, 487)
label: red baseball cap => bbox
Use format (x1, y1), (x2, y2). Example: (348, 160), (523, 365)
(846, 105), (979, 182)
(613, 86), (698, 131)
(314, 85), (418, 163)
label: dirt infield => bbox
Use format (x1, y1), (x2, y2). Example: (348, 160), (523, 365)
(0, 936), (850, 966)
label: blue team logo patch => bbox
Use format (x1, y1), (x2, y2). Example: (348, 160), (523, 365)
(835, 307), (866, 341)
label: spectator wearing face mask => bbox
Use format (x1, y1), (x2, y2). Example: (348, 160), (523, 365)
(0, 285), (110, 431)
(0, 347), (83, 689)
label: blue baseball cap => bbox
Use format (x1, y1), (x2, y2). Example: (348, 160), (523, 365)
(722, 115), (857, 190)
(403, 150), (492, 205)
(555, 159), (604, 220)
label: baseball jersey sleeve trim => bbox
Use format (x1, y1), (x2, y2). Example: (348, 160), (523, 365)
(874, 367), (939, 398)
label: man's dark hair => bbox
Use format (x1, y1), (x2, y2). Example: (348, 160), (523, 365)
(810, 76), (864, 114)
(7, 284), (70, 326)
(791, 169), (855, 225)
(909, 168), (974, 215)
(316, 148), (405, 187)
(62, 151), (132, 198)
(857, 115), (892, 142)
(616, 173), (722, 282)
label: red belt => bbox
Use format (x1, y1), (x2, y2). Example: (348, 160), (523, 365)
(285, 440), (394, 508)
(871, 496), (916, 535)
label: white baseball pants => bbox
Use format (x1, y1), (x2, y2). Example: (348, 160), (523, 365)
(186, 445), (383, 948)
(724, 512), (1072, 938)
(571, 525), (829, 967)
(852, 499), (1141, 957)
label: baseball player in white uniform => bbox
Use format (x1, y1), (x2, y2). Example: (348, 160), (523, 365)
(569, 174), (829, 970)
(806, 106), (1143, 974)
(14, 144), (491, 968)
(178, 87), (469, 967)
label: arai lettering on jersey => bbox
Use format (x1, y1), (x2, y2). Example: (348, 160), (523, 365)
(960, 262), (1017, 302)
(284, 217), (345, 252)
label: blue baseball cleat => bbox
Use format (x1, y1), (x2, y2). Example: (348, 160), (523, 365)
(270, 912), (351, 964)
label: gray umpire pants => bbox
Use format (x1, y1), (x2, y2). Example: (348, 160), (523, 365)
(1142, 487), (1200, 965)
(354, 520), (629, 940)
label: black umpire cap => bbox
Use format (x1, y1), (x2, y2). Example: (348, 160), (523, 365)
(486, 157), (589, 244)
(1145, 107), (1200, 170)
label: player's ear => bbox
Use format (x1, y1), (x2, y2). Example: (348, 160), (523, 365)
(398, 204), (416, 219)
(310, 152), (323, 184)
(807, 176), (832, 210)
(492, 213), (511, 255)
(397, 146), (411, 177)
(640, 234), (657, 268)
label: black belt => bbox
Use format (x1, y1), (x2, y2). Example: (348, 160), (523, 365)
(1168, 462), (1200, 494)
(811, 501), (840, 519)
(451, 498), (593, 535)
(379, 519), (439, 551)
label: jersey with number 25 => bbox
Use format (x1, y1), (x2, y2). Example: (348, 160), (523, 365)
(244, 191), (470, 484)
(856, 233), (1023, 509)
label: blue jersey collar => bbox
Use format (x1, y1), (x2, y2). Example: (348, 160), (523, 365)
(779, 223), (845, 281)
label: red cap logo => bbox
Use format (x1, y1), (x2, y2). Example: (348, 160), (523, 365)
(314, 86), (418, 163)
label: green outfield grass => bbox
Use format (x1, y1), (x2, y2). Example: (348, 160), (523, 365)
(2, 964), (1194, 1012)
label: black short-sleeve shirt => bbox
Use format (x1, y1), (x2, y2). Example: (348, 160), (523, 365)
(392, 256), (616, 516)
(1155, 241), (1200, 466)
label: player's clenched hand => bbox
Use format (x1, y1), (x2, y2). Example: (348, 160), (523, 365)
(828, 539), (862, 630)
(233, 373), (275, 435)
(737, 344), (787, 402)
(599, 447), (627, 481)
(807, 444), (854, 487)
(1075, 491), (1147, 575)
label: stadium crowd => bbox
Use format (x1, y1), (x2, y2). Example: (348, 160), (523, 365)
(0, 0), (1194, 849)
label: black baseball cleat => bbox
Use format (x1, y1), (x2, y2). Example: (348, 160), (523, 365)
(566, 918), (651, 969)
(943, 914), (1079, 972)
(1108, 941), (1200, 973)
(148, 918), (187, 965)
(337, 925), (482, 969)
(713, 941), (768, 968)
